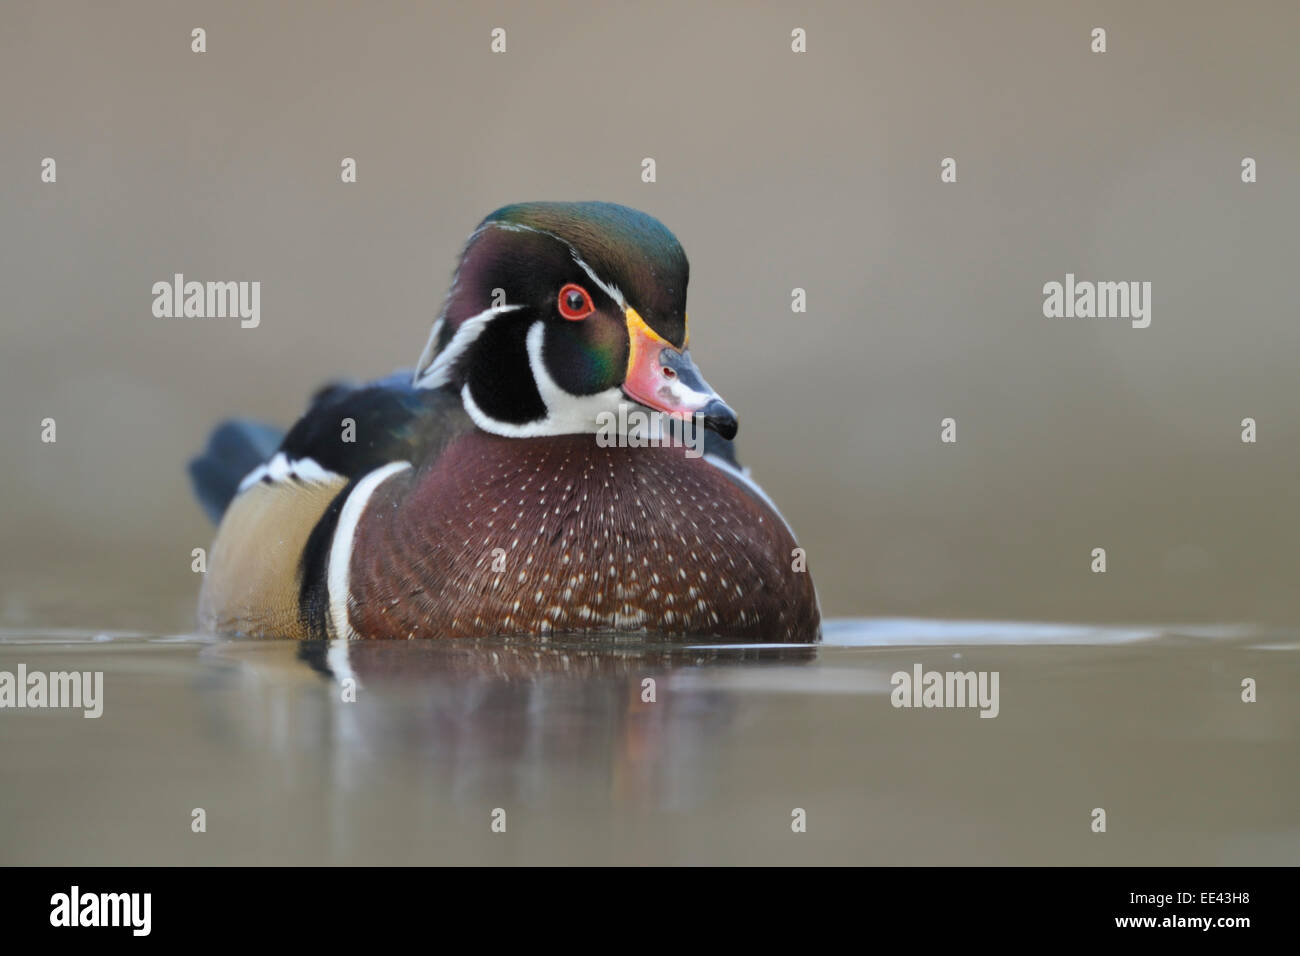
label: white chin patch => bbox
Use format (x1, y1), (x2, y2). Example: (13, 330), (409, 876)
(462, 321), (624, 438)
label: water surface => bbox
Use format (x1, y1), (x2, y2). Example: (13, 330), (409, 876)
(1, 620), (1295, 865)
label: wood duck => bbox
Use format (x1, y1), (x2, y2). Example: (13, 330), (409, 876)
(190, 202), (820, 642)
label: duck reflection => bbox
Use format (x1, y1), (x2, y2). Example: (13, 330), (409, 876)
(200, 638), (818, 818)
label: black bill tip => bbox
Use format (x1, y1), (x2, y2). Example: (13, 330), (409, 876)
(701, 399), (739, 441)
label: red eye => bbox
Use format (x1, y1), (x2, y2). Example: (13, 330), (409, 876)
(557, 283), (594, 320)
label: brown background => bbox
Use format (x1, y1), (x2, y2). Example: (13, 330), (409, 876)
(2, 0), (1298, 633)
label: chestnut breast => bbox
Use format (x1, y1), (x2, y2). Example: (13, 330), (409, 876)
(346, 432), (819, 641)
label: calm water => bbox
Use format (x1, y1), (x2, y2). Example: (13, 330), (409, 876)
(1, 620), (1296, 865)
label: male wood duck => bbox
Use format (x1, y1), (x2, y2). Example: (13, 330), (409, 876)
(190, 202), (820, 642)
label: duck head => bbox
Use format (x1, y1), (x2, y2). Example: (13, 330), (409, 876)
(413, 202), (738, 441)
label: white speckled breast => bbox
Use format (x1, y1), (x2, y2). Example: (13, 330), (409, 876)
(346, 432), (819, 641)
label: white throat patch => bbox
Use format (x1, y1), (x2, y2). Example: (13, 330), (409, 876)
(461, 321), (624, 438)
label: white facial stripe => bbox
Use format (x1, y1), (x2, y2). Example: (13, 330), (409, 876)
(327, 461), (412, 639)
(413, 304), (523, 389)
(487, 220), (625, 309)
(526, 321), (626, 430)
(461, 321), (625, 437)
(461, 383), (536, 437)
(411, 317), (444, 387)
(570, 250), (625, 309)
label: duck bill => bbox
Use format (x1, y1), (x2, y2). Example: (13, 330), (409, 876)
(621, 308), (738, 440)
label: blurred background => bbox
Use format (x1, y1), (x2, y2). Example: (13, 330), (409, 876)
(2, 0), (1298, 633)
